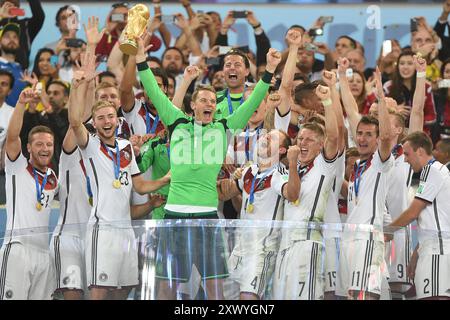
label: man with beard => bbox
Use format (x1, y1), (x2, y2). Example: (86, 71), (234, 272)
(68, 52), (170, 300)
(19, 80), (70, 175)
(0, 0), (44, 69)
(161, 46), (185, 90)
(0, 87), (58, 300)
(0, 22), (25, 105)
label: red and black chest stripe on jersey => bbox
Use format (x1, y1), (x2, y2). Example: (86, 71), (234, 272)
(392, 144), (404, 160)
(100, 143), (133, 169)
(243, 169), (273, 194)
(138, 105), (165, 135)
(349, 156), (373, 182)
(298, 161), (314, 179)
(26, 164), (58, 190)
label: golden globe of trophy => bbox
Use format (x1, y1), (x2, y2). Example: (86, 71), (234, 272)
(119, 4), (150, 55)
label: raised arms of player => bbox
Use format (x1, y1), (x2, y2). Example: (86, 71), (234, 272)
(278, 29), (302, 116)
(408, 55), (427, 134)
(374, 67), (392, 162)
(338, 57), (361, 142)
(136, 38), (186, 127)
(322, 70), (346, 152)
(172, 65), (201, 108)
(226, 48), (282, 130)
(315, 84), (339, 160)
(120, 54), (138, 113)
(68, 51), (98, 149)
(5, 87), (40, 160)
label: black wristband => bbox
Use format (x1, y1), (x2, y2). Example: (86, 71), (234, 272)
(261, 70), (274, 84)
(136, 154), (142, 164)
(137, 61), (149, 72)
(252, 23), (261, 29)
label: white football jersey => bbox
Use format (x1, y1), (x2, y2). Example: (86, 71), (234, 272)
(122, 99), (164, 136)
(4, 153), (58, 250)
(415, 160), (450, 254)
(347, 151), (393, 239)
(53, 149), (92, 237)
(324, 152), (345, 236)
(80, 135), (140, 224)
(386, 148), (413, 219)
(283, 152), (337, 242)
(237, 164), (287, 222)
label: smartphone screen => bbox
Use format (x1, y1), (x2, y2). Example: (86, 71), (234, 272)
(410, 18), (418, 32)
(382, 40), (392, 57)
(232, 11), (248, 19)
(219, 46), (232, 55)
(161, 15), (175, 24)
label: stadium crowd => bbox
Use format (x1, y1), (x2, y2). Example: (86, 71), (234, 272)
(0, 0), (449, 300)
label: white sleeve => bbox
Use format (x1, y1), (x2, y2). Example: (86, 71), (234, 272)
(372, 151), (394, 173)
(316, 152), (338, 176)
(121, 99), (140, 125)
(271, 168), (289, 197)
(415, 165), (444, 203)
(129, 143), (141, 176)
(274, 108), (291, 133)
(188, 54), (202, 66)
(80, 134), (100, 159)
(5, 152), (28, 175)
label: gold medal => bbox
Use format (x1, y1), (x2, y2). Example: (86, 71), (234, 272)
(88, 197), (93, 206)
(293, 199), (299, 206)
(36, 202), (42, 211)
(244, 160), (253, 167)
(247, 203), (254, 213)
(113, 179), (121, 189)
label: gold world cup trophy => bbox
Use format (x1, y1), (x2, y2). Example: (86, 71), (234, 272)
(119, 4), (150, 55)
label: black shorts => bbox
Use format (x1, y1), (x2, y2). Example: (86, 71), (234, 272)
(155, 210), (229, 282)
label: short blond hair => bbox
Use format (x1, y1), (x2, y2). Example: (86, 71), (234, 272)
(91, 100), (117, 118)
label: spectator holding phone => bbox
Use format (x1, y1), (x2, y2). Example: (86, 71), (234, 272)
(384, 49), (436, 136)
(44, 5), (78, 54)
(95, 2), (161, 60)
(0, 0), (44, 69)
(434, 0), (450, 62)
(376, 39), (402, 82)
(0, 22), (25, 105)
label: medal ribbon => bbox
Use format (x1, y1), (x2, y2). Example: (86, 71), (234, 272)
(33, 167), (48, 208)
(244, 126), (260, 162)
(102, 141), (121, 182)
(146, 111), (159, 135)
(248, 165), (276, 206)
(353, 160), (367, 200)
(226, 87), (245, 116)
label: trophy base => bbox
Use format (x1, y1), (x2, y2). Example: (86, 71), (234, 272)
(119, 41), (138, 56)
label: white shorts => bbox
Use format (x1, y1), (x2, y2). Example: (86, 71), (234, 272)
(228, 232), (278, 299)
(50, 234), (86, 291)
(415, 253), (450, 299)
(272, 240), (324, 300)
(385, 228), (413, 288)
(85, 225), (139, 288)
(336, 239), (385, 298)
(0, 242), (56, 300)
(324, 237), (340, 293)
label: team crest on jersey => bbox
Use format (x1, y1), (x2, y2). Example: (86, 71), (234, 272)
(100, 143), (133, 168)
(99, 273), (108, 282)
(5, 290), (13, 299)
(26, 164), (58, 190)
(243, 169), (273, 194)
